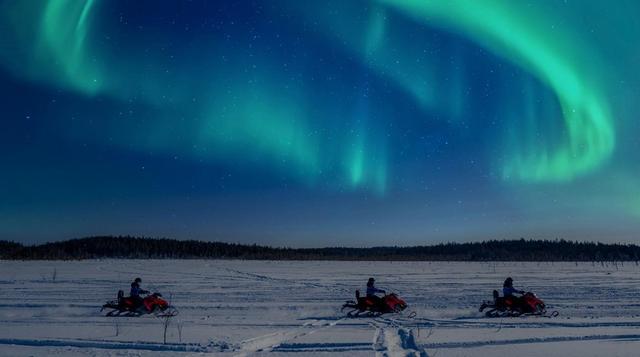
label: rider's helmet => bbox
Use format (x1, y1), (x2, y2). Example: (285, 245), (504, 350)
(367, 277), (375, 287)
(504, 277), (513, 287)
(134, 277), (142, 283)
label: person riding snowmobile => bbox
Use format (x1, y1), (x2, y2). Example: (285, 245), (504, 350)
(366, 278), (386, 307)
(502, 277), (525, 309)
(503, 277), (524, 297)
(130, 277), (149, 307)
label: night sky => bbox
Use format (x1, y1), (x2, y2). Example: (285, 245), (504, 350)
(1, 0), (639, 246)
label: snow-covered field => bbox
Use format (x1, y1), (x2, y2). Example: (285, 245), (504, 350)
(1, 260), (640, 356)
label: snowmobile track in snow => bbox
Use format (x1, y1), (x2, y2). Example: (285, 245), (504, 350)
(0, 337), (213, 352)
(419, 333), (640, 350)
(234, 317), (345, 356)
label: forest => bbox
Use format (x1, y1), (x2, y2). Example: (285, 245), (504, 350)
(1, 236), (640, 261)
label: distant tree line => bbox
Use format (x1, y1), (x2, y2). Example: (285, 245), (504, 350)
(1, 236), (640, 261)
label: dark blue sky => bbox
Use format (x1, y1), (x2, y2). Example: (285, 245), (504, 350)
(1, 0), (639, 246)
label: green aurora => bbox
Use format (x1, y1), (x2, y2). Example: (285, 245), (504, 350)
(1, 0), (639, 244)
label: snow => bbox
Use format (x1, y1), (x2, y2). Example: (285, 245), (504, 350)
(1, 260), (640, 356)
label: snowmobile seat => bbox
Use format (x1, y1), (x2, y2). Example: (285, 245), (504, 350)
(116, 290), (138, 309)
(492, 290), (511, 310)
(355, 290), (369, 308)
(353, 289), (381, 310)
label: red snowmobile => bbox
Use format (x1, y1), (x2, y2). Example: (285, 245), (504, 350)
(342, 290), (408, 317)
(102, 290), (178, 317)
(479, 290), (556, 317)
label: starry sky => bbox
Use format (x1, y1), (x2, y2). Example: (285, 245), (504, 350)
(1, 0), (639, 246)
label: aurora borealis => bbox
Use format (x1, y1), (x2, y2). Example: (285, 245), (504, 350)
(1, 0), (639, 246)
